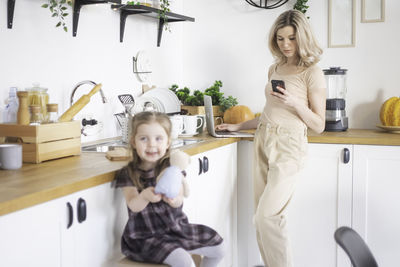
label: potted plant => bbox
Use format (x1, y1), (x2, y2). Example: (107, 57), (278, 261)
(169, 80), (238, 117)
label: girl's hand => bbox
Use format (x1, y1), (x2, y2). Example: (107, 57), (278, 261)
(142, 187), (162, 203)
(271, 86), (300, 108)
(162, 195), (183, 208)
(215, 123), (241, 132)
(162, 187), (184, 208)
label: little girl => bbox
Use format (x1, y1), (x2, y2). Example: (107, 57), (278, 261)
(114, 111), (225, 267)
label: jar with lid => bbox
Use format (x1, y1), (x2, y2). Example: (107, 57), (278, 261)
(29, 105), (43, 125)
(26, 83), (49, 119)
(45, 103), (59, 123)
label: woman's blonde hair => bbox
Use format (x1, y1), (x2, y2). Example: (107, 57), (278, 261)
(127, 111), (172, 191)
(268, 9), (322, 67)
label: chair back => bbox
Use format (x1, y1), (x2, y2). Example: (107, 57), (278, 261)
(334, 226), (378, 267)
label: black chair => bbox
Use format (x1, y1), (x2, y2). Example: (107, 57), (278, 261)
(334, 226), (378, 267)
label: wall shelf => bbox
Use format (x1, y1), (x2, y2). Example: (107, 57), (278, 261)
(110, 4), (195, 47)
(73, 0), (121, 37)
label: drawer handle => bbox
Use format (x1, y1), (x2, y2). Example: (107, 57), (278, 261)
(198, 158), (203, 175)
(343, 148), (350, 164)
(77, 198), (87, 223)
(66, 202), (73, 229)
(202, 156), (209, 173)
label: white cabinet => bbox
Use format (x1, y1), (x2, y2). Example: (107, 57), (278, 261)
(237, 141), (351, 267)
(288, 143), (352, 267)
(0, 198), (62, 267)
(183, 143), (238, 267)
(60, 182), (127, 267)
(0, 182), (127, 267)
(353, 145), (400, 267)
(238, 141), (400, 267)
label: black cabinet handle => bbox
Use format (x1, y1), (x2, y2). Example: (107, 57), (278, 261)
(198, 158), (203, 175)
(77, 198), (87, 223)
(343, 148), (350, 164)
(66, 202), (73, 229)
(202, 156), (209, 173)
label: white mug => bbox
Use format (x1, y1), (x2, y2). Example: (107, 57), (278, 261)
(0, 144), (23, 170)
(183, 115), (204, 135)
(170, 115), (185, 139)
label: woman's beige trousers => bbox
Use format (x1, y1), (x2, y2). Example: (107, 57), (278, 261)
(253, 123), (308, 267)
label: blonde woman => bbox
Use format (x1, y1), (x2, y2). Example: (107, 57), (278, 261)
(216, 10), (326, 267)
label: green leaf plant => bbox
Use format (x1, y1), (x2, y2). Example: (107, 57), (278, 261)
(169, 80), (238, 112)
(293, 0), (310, 19)
(41, 0), (72, 32)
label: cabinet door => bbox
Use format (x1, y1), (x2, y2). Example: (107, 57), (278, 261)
(184, 143), (237, 267)
(60, 182), (127, 267)
(353, 145), (400, 267)
(0, 200), (62, 267)
(288, 143), (353, 267)
(237, 142), (353, 267)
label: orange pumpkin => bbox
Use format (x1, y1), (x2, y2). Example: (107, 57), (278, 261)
(223, 105), (255, 124)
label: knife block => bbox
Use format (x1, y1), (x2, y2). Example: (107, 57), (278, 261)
(0, 121), (81, 163)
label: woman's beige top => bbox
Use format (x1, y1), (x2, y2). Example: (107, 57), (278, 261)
(259, 63), (326, 129)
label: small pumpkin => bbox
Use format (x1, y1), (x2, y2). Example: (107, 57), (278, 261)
(380, 97), (400, 126)
(223, 105), (255, 124)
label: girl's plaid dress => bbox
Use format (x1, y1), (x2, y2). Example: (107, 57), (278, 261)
(115, 167), (223, 264)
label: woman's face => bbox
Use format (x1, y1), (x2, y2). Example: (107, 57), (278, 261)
(276, 25), (298, 60)
(132, 122), (170, 168)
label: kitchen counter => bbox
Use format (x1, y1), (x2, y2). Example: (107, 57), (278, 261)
(1, 128), (399, 216)
(0, 134), (238, 216)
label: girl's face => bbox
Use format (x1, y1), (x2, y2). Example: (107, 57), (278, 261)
(132, 122), (170, 169)
(276, 25), (298, 60)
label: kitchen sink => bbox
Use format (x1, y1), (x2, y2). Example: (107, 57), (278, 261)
(81, 140), (127, 153)
(81, 138), (204, 153)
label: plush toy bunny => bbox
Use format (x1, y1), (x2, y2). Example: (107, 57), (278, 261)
(154, 149), (190, 198)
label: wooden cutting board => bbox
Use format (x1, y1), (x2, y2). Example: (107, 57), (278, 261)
(105, 147), (131, 161)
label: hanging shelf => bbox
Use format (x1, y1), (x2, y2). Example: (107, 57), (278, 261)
(73, 0), (121, 37)
(111, 4), (195, 47)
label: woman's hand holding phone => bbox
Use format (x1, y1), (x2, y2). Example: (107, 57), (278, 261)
(271, 80), (286, 94)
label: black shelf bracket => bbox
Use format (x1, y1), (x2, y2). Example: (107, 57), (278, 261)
(7, 0), (15, 29)
(112, 4), (194, 47)
(73, 0), (121, 37)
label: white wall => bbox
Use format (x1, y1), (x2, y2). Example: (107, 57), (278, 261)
(182, 0), (400, 129)
(0, 0), (185, 142)
(1, 0), (399, 138)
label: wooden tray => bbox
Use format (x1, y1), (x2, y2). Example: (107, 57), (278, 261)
(0, 121), (81, 163)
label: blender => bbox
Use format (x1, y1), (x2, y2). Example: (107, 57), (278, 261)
(323, 67), (349, 131)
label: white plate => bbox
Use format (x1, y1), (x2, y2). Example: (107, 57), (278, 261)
(133, 96), (164, 114)
(376, 124), (400, 134)
(142, 88), (181, 114)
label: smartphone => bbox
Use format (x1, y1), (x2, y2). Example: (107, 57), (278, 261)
(271, 80), (285, 94)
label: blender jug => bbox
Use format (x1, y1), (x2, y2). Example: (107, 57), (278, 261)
(323, 67), (348, 131)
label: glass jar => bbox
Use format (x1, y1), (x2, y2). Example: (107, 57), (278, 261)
(29, 105), (43, 125)
(45, 103), (59, 123)
(26, 83), (49, 119)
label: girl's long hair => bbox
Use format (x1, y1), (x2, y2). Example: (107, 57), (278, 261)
(268, 9), (322, 67)
(127, 111), (172, 191)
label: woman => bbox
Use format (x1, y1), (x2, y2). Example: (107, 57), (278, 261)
(216, 10), (326, 267)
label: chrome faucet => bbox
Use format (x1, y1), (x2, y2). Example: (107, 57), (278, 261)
(70, 80), (107, 106)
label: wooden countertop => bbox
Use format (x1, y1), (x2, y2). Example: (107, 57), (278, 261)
(0, 134), (238, 216)
(1, 128), (399, 216)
